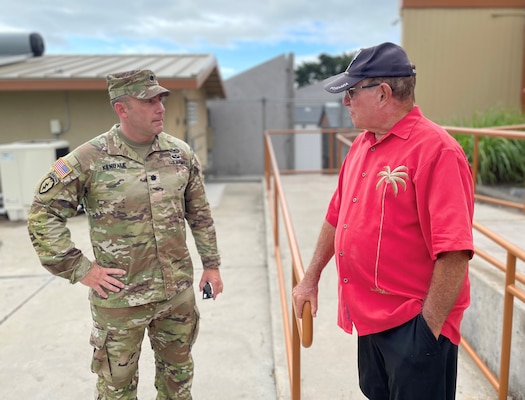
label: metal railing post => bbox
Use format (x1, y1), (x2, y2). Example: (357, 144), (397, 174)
(291, 271), (301, 400)
(472, 135), (479, 190)
(498, 253), (517, 400)
(264, 130), (314, 400)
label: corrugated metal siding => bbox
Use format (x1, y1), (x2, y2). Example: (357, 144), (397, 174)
(402, 7), (525, 122)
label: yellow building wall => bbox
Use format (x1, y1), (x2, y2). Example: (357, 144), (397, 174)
(181, 90), (211, 168)
(0, 91), (115, 149)
(0, 89), (210, 168)
(402, 7), (525, 123)
(160, 89), (210, 168)
(163, 91), (186, 141)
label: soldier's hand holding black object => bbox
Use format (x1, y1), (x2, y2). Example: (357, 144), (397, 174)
(199, 268), (223, 300)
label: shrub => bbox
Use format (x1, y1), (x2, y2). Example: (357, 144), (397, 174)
(447, 109), (525, 185)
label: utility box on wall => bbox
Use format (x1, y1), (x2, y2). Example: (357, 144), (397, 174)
(0, 140), (69, 221)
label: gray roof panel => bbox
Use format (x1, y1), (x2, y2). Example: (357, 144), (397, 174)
(0, 54), (226, 98)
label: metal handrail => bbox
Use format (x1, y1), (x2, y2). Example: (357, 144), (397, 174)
(443, 126), (525, 213)
(264, 128), (359, 175)
(264, 131), (313, 400)
(442, 126), (525, 399)
(463, 221), (525, 400)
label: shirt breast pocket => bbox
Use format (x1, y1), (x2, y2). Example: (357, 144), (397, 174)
(85, 168), (147, 215)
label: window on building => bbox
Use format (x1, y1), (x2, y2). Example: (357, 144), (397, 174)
(186, 101), (198, 125)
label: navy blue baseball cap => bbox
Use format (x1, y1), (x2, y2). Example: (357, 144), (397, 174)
(324, 42), (416, 93)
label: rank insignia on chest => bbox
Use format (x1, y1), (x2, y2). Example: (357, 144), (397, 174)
(53, 157), (73, 179)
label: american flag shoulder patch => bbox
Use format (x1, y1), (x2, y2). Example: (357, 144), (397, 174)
(53, 157), (73, 179)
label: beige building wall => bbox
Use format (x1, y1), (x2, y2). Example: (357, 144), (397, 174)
(0, 89), (210, 168)
(402, 5), (525, 123)
(0, 91), (116, 149)
(176, 89), (210, 168)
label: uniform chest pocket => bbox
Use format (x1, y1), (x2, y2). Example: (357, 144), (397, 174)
(85, 168), (148, 215)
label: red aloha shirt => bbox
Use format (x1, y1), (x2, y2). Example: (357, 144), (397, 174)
(325, 106), (474, 345)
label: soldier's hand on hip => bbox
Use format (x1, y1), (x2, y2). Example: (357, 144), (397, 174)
(80, 262), (126, 298)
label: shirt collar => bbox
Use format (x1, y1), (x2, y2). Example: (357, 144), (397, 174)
(365, 106), (422, 142)
(106, 124), (166, 157)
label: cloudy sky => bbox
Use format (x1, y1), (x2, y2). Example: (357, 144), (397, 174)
(0, 0), (402, 79)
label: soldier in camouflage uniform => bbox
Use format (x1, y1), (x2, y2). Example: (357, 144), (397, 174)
(27, 69), (223, 400)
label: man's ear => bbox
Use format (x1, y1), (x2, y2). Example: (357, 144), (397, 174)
(379, 83), (392, 102)
(114, 101), (128, 118)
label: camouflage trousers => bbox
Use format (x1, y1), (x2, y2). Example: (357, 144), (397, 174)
(89, 286), (200, 400)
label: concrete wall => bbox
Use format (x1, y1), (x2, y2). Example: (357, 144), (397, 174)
(207, 54), (295, 177)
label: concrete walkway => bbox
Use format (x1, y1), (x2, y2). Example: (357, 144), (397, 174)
(0, 176), (522, 399)
(0, 181), (275, 400)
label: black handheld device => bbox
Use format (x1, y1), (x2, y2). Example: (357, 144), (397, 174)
(203, 282), (213, 299)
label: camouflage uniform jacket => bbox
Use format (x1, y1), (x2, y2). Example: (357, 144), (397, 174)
(27, 124), (220, 308)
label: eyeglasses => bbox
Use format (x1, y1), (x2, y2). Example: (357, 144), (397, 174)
(345, 83), (380, 99)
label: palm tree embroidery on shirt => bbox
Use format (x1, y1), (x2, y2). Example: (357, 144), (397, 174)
(373, 165), (409, 294)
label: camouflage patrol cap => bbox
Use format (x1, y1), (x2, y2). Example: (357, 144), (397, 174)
(106, 69), (170, 100)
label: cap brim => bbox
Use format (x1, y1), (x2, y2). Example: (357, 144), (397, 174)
(138, 85), (170, 99)
(323, 73), (363, 94)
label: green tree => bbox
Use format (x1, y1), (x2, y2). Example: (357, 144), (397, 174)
(295, 52), (356, 88)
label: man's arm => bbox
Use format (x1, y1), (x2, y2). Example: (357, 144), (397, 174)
(184, 153), (221, 270)
(422, 250), (470, 338)
(292, 221), (336, 318)
(184, 152), (223, 298)
(27, 195), (90, 281)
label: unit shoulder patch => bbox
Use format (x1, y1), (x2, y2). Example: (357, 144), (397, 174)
(39, 174), (58, 194)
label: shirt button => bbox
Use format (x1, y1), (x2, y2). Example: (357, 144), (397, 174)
(343, 224), (348, 229)
(361, 172), (366, 177)
(370, 147), (376, 152)
(352, 198), (358, 203)
(343, 278), (349, 283)
(339, 251), (344, 256)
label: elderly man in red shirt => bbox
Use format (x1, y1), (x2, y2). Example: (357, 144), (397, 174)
(293, 42), (474, 400)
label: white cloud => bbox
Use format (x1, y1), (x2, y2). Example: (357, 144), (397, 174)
(0, 0), (401, 77)
(0, 0), (400, 50)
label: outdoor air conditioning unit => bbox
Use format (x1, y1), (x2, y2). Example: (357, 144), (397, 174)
(0, 140), (69, 221)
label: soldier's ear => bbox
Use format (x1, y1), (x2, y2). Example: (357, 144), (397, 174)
(114, 101), (129, 118)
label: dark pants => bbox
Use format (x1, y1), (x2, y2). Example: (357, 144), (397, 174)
(358, 314), (458, 400)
